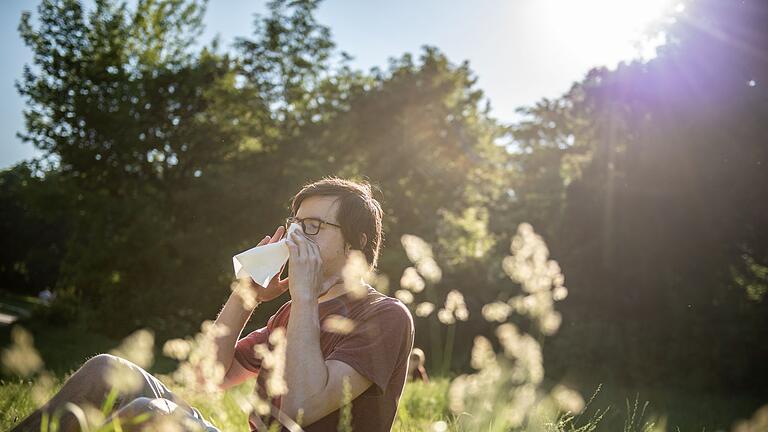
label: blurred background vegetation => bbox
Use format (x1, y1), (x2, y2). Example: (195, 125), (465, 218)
(1, 0), (766, 429)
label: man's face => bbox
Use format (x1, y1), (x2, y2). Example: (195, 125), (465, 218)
(293, 195), (349, 286)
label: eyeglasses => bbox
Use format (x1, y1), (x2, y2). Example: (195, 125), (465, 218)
(285, 216), (342, 236)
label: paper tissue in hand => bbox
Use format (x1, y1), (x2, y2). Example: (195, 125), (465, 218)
(232, 223), (301, 287)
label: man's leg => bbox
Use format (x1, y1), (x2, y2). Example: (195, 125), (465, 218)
(11, 354), (183, 432)
(99, 397), (215, 432)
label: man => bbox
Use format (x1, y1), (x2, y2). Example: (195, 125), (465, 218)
(12, 177), (415, 432)
(407, 348), (429, 384)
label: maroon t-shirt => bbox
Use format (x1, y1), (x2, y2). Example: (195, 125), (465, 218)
(234, 285), (414, 431)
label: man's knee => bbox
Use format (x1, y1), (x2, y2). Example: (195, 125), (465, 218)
(73, 354), (120, 394)
(80, 353), (142, 392)
(82, 354), (119, 371)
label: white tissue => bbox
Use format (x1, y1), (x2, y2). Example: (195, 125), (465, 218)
(233, 223), (301, 287)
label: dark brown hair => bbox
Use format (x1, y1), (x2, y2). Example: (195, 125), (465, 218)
(290, 177), (384, 270)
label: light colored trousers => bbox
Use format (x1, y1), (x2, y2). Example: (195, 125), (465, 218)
(104, 354), (221, 432)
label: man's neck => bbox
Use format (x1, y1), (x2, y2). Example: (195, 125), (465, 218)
(317, 278), (365, 303)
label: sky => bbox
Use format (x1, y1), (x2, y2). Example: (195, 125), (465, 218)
(0, 0), (679, 169)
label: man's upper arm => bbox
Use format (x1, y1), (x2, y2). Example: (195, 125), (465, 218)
(225, 320), (274, 390)
(221, 357), (258, 390)
(325, 359), (372, 401)
(325, 301), (414, 393)
(289, 359), (372, 425)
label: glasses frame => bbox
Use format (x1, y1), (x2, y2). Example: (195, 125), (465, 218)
(285, 216), (342, 236)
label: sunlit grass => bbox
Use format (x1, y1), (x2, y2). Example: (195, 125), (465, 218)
(1, 366), (766, 431)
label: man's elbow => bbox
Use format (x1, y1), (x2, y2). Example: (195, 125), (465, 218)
(281, 401), (328, 427)
(280, 386), (331, 425)
(280, 392), (315, 421)
(220, 361), (258, 391)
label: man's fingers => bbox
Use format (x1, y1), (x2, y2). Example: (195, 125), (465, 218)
(287, 235), (300, 259)
(258, 225), (285, 248)
(309, 234), (321, 257)
(296, 231), (321, 267)
(270, 225), (285, 244)
(288, 230), (303, 259)
(308, 239), (321, 264)
(298, 232), (314, 261)
(278, 277), (289, 289)
(269, 272), (280, 284)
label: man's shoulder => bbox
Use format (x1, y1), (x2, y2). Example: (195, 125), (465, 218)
(371, 293), (412, 315)
(264, 299), (293, 328)
(360, 290), (414, 328)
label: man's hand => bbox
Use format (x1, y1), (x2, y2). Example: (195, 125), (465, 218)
(285, 227), (325, 303)
(246, 225), (290, 303)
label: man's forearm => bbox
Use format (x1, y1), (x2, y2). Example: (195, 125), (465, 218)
(282, 298), (328, 416)
(212, 291), (257, 373)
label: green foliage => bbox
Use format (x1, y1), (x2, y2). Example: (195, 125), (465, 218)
(507, 0), (768, 393)
(0, 164), (75, 296)
(436, 206), (496, 269)
(731, 254), (768, 302)
(7, 0), (515, 339)
(395, 379), (452, 428)
(17, 0), (233, 190)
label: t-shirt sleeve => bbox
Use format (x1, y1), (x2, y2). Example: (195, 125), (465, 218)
(326, 300), (414, 394)
(234, 314), (276, 372)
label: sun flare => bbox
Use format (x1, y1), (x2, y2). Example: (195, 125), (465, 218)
(532, 0), (684, 65)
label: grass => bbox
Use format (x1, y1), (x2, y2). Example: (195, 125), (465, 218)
(2, 370), (762, 432)
(393, 378), (453, 431)
(1, 307), (764, 431)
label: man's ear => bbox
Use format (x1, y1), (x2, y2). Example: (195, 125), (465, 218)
(345, 233), (367, 254)
(359, 233), (368, 250)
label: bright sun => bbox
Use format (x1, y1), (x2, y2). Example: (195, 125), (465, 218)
(532, 0), (684, 65)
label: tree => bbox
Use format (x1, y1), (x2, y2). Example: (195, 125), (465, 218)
(14, 0), (266, 335)
(17, 0), (247, 194)
(513, 0), (768, 391)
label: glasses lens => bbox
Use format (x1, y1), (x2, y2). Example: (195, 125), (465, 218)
(303, 218), (321, 235)
(285, 217), (320, 235)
